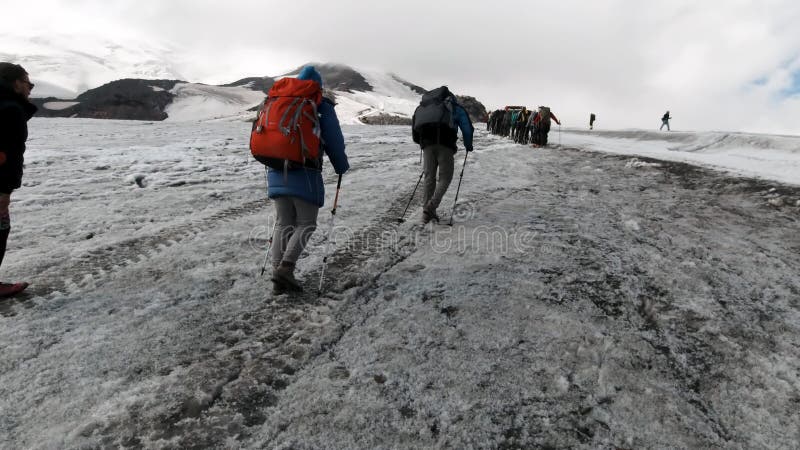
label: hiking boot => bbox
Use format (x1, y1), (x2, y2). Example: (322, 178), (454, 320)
(422, 209), (440, 224)
(270, 262), (289, 294)
(272, 262), (303, 292)
(0, 282), (29, 298)
(272, 280), (287, 295)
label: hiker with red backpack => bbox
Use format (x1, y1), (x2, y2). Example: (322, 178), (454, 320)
(250, 66), (349, 293)
(0, 63), (37, 298)
(531, 106), (561, 147)
(412, 86), (474, 224)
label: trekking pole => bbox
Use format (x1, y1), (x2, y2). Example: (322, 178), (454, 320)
(448, 152), (469, 226)
(318, 174), (343, 294)
(397, 169), (425, 223)
(260, 219), (277, 276)
(558, 123), (562, 146)
(260, 166), (277, 277)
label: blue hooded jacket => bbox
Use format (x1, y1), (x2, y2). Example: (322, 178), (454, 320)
(266, 66), (349, 206)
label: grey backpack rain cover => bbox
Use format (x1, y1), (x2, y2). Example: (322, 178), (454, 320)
(413, 86), (456, 131)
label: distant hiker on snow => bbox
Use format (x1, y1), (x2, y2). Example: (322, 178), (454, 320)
(249, 65), (349, 293)
(531, 106), (560, 147)
(660, 111), (671, 131)
(590, 113), (596, 130)
(513, 107), (530, 144)
(412, 86), (474, 224)
(0, 63), (37, 298)
(501, 107), (513, 137)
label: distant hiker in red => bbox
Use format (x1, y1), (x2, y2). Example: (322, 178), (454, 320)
(0, 63), (37, 298)
(250, 65), (349, 293)
(531, 106), (560, 147)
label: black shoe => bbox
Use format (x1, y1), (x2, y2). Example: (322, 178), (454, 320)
(272, 264), (303, 292)
(272, 280), (288, 295)
(422, 210), (440, 224)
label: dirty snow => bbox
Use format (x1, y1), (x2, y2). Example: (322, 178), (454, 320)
(1, 120), (799, 449)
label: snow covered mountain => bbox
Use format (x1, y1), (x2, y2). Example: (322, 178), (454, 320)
(3, 34), (486, 124)
(0, 32), (186, 99)
(29, 62), (468, 124)
(3, 32), (487, 122)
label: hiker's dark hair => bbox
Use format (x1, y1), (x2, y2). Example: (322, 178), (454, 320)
(0, 63), (28, 85)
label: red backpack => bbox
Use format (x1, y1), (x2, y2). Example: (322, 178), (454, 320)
(250, 78), (323, 169)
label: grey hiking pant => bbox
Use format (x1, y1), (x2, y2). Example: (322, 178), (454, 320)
(271, 196), (319, 266)
(422, 144), (455, 212)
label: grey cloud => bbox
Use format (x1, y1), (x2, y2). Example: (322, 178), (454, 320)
(7, 0), (800, 133)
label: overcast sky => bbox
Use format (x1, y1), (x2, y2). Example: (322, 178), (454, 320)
(6, 0), (800, 133)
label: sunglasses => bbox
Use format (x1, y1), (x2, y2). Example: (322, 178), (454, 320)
(21, 79), (34, 89)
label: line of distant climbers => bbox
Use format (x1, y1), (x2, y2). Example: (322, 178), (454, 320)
(487, 108), (673, 146)
(486, 106), (561, 147)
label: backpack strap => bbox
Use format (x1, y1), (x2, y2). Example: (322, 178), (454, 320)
(255, 98), (276, 133)
(299, 100), (322, 161)
(262, 98), (276, 128)
(303, 103), (321, 138)
(278, 98), (302, 136)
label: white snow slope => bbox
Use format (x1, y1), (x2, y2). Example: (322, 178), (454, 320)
(146, 66), (421, 123)
(165, 83), (266, 122)
(0, 120), (798, 449)
(560, 128), (800, 186)
(332, 70), (421, 124)
(0, 32), (185, 99)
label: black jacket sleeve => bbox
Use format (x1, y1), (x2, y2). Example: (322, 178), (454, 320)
(412, 111), (420, 144)
(0, 103), (28, 192)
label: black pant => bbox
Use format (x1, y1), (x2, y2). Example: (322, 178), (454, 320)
(533, 123), (551, 145)
(0, 192), (9, 271)
(0, 228), (9, 270)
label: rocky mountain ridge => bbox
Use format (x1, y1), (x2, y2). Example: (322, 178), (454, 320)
(30, 63), (487, 124)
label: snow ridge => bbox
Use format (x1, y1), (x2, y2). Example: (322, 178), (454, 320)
(1, 32), (185, 99)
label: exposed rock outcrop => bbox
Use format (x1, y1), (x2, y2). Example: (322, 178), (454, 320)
(359, 114), (413, 126)
(33, 79), (180, 121)
(455, 95), (488, 123)
(221, 77), (275, 93)
(281, 63), (371, 93)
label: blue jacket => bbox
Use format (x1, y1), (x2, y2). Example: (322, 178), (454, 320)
(453, 104), (475, 151)
(267, 97), (349, 207)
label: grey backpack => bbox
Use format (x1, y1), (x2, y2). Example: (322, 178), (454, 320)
(413, 86), (456, 131)
(537, 106), (551, 123)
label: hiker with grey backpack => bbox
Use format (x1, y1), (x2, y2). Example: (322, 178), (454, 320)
(411, 86), (474, 224)
(531, 106), (561, 147)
